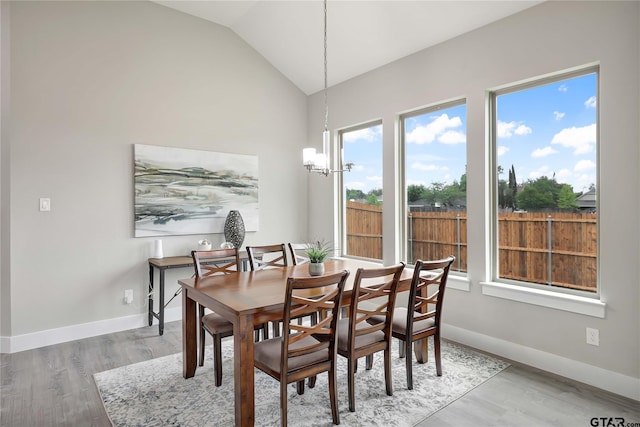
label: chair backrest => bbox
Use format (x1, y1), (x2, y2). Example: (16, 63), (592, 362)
(406, 256), (455, 335)
(191, 248), (241, 278)
(287, 243), (310, 265)
(246, 244), (288, 271)
(280, 271), (350, 375)
(347, 264), (405, 348)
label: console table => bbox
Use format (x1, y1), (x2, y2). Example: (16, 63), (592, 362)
(148, 253), (248, 335)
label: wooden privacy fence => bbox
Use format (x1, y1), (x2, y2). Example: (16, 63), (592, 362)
(345, 201), (597, 292)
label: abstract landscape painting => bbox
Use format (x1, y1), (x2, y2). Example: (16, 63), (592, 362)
(134, 144), (259, 237)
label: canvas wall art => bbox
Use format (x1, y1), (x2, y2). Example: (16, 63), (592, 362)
(134, 144), (259, 237)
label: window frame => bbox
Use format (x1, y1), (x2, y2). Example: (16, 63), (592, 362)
(484, 65), (604, 317)
(399, 98), (468, 277)
(337, 119), (383, 260)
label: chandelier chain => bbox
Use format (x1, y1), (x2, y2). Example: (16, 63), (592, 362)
(323, 0), (328, 132)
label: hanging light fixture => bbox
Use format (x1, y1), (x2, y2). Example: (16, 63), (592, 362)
(303, 0), (353, 176)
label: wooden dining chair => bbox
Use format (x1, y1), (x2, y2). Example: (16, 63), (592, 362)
(336, 263), (405, 412)
(287, 242), (310, 265)
(253, 270), (349, 427)
(246, 244), (288, 271)
(376, 256), (455, 390)
(191, 248), (267, 386)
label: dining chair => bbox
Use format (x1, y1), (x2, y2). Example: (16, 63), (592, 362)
(372, 256), (455, 390)
(287, 242), (310, 265)
(336, 263), (405, 412)
(253, 270), (349, 427)
(246, 244), (288, 271)
(191, 248), (268, 386)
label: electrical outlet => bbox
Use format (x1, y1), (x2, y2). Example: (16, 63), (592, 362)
(39, 198), (51, 211)
(124, 289), (133, 305)
(586, 327), (599, 346)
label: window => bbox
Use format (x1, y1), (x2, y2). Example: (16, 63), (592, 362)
(340, 122), (383, 260)
(492, 70), (598, 293)
(401, 101), (467, 272)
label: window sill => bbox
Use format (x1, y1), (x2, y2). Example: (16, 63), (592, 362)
(448, 274), (470, 292)
(480, 281), (605, 318)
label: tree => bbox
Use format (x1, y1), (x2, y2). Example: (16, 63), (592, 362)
(516, 176), (576, 210)
(366, 194), (381, 205)
(346, 189), (365, 201)
(407, 184), (426, 203)
(557, 184), (578, 209)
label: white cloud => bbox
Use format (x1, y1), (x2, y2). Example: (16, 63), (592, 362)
(528, 165), (551, 180)
(345, 181), (366, 190)
(410, 162), (449, 172)
(555, 168), (572, 182)
(558, 84), (568, 92)
(343, 126), (381, 143)
(438, 130), (466, 145)
(497, 120), (532, 138)
(497, 145), (510, 157)
(553, 111), (565, 120)
(584, 96), (597, 109)
(406, 114), (463, 144)
(574, 159), (596, 171)
(352, 164), (365, 172)
(551, 123), (596, 155)
(531, 146), (558, 158)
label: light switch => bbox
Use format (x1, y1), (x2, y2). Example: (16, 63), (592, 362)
(39, 198), (51, 212)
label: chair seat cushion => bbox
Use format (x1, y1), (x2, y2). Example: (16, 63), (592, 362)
(202, 313), (234, 335)
(389, 308), (435, 335)
(254, 334), (329, 374)
(336, 317), (385, 352)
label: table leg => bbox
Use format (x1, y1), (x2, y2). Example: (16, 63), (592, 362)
(148, 264), (154, 327)
(414, 338), (428, 363)
(182, 288), (197, 378)
(159, 268), (165, 335)
(234, 314), (255, 426)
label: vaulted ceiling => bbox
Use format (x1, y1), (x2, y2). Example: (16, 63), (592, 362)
(153, 1), (543, 95)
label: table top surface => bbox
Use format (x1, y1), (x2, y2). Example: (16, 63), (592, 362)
(179, 258), (413, 315)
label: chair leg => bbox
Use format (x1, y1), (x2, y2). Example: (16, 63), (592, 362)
(384, 348), (393, 396)
(398, 339), (406, 358)
(280, 379), (288, 427)
(365, 354), (373, 370)
(309, 375), (317, 388)
(213, 334), (223, 387)
(272, 321), (280, 337)
(198, 305), (206, 367)
(434, 333), (442, 376)
(405, 339), (414, 390)
(296, 380), (305, 395)
(328, 370), (340, 425)
(348, 357), (356, 412)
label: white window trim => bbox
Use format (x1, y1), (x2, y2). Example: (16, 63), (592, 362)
(448, 274), (471, 292)
(480, 280), (605, 318)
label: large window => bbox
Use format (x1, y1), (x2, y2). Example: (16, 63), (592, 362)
(340, 122), (383, 260)
(402, 101), (467, 272)
(492, 70), (598, 293)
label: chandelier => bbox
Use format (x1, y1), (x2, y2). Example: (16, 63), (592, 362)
(303, 0), (353, 176)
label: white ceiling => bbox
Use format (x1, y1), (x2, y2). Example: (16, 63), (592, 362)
(153, 1), (543, 95)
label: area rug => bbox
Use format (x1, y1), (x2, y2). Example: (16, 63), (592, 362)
(94, 338), (509, 427)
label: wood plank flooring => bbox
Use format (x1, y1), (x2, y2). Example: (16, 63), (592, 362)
(2, 321), (638, 426)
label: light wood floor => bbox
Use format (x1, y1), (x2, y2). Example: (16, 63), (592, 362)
(1, 321), (638, 426)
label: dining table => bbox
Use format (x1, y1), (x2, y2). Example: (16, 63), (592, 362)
(179, 257), (422, 427)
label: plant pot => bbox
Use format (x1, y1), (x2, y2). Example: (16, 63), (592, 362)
(308, 262), (325, 276)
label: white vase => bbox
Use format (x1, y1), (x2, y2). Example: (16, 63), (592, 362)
(308, 262), (325, 276)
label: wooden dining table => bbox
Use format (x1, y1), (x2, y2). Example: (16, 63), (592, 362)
(179, 258), (421, 427)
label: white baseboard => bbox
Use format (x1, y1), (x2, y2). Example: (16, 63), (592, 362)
(0, 307), (183, 354)
(2, 311), (638, 402)
(442, 323), (640, 402)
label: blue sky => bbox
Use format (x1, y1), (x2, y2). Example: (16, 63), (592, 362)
(342, 72), (597, 195)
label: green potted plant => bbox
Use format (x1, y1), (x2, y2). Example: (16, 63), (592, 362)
(305, 240), (332, 276)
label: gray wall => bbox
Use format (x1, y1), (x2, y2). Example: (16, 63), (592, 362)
(308, 1), (639, 386)
(2, 1), (309, 336)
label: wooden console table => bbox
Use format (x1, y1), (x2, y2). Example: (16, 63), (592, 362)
(148, 253), (248, 335)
